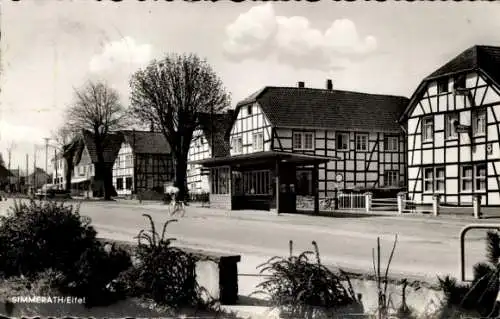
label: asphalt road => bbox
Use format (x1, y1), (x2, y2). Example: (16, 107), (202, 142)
(0, 198), (497, 287)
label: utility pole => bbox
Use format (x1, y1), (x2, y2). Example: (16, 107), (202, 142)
(54, 148), (58, 190)
(33, 145), (37, 194)
(44, 138), (49, 185)
(25, 154), (28, 194)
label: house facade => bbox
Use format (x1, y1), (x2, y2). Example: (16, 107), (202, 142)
(400, 45), (500, 206)
(192, 80), (408, 213)
(187, 111), (234, 193)
(112, 130), (174, 197)
(52, 154), (66, 189)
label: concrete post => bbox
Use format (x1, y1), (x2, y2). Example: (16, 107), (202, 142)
(365, 192), (372, 213)
(432, 194), (440, 217)
(397, 192), (406, 214)
(473, 195), (482, 219)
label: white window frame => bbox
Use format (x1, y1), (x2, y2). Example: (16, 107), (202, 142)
(384, 170), (399, 187)
(445, 113), (459, 139)
(252, 132), (264, 152)
(423, 167), (434, 193)
(336, 133), (349, 151)
(475, 164), (486, 192)
(435, 167), (445, 193)
(231, 136), (243, 154)
(293, 132), (314, 151)
(461, 165), (473, 192)
(473, 109), (486, 136)
(384, 136), (398, 152)
(355, 134), (368, 152)
(422, 117), (434, 142)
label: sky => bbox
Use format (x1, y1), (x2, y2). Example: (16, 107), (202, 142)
(1, 0), (500, 173)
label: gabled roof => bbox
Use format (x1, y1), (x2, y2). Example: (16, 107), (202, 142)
(426, 45), (500, 84)
(197, 111), (234, 157)
(81, 130), (124, 163)
(236, 87), (408, 133)
(121, 130), (171, 155)
(400, 45), (500, 122)
(28, 167), (49, 177)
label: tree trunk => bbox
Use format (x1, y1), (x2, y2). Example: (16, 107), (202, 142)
(174, 154), (188, 201)
(63, 156), (74, 192)
(94, 135), (113, 200)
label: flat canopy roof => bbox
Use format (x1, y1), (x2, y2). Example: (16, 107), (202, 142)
(190, 151), (337, 168)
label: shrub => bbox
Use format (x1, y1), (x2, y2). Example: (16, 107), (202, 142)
(0, 199), (132, 307)
(118, 214), (202, 308)
(254, 240), (362, 318)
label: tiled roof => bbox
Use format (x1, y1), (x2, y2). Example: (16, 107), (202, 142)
(121, 130), (171, 154)
(426, 45), (500, 85)
(400, 45), (500, 122)
(237, 87), (408, 133)
(81, 130), (124, 163)
(198, 111), (234, 157)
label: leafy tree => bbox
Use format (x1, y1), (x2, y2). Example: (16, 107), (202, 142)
(65, 81), (126, 200)
(0, 152), (5, 167)
(129, 53), (230, 200)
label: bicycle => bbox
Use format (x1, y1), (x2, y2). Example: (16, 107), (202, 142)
(169, 199), (186, 217)
(320, 197), (335, 210)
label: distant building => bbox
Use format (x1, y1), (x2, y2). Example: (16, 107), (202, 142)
(187, 111), (234, 193)
(400, 45), (500, 206)
(27, 167), (51, 190)
(112, 130), (174, 197)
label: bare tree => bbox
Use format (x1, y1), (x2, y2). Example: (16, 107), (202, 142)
(66, 81), (126, 200)
(129, 53), (230, 200)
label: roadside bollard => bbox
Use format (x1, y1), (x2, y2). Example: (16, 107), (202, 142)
(364, 192), (372, 213)
(473, 195), (482, 219)
(432, 194), (440, 217)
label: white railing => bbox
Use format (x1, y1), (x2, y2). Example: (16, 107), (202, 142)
(371, 198), (399, 212)
(338, 193), (366, 210)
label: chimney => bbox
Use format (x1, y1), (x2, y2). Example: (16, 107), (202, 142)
(326, 79), (333, 90)
(298, 81), (305, 88)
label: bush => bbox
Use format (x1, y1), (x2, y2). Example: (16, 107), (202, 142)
(435, 230), (500, 318)
(254, 240), (363, 318)
(0, 200), (132, 306)
(118, 214), (203, 308)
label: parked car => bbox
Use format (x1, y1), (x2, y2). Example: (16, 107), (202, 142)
(34, 185), (70, 200)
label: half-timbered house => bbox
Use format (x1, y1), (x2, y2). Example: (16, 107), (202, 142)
(400, 45), (500, 206)
(112, 130), (174, 197)
(187, 111), (234, 193)
(192, 80), (408, 213)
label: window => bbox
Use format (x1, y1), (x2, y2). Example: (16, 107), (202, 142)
(293, 132), (314, 150)
(355, 134), (368, 151)
(125, 177), (133, 190)
(116, 178), (123, 190)
(476, 164), (486, 191)
(293, 132), (302, 149)
(473, 109), (486, 136)
(211, 167), (230, 194)
(296, 170), (313, 195)
(231, 136), (243, 154)
(384, 136), (398, 152)
(435, 167), (445, 192)
(423, 168), (434, 193)
(247, 105), (252, 115)
(120, 156), (126, 169)
(336, 133), (349, 151)
(126, 155), (133, 167)
(445, 113), (459, 139)
(253, 132), (264, 151)
(437, 78), (449, 94)
(461, 166), (473, 192)
(384, 171), (399, 187)
(423, 166), (445, 193)
(422, 117), (434, 142)
(454, 74), (466, 90)
(242, 170), (271, 195)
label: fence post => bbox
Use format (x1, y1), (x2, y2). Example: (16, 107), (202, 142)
(432, 193), (440, 217)
(397, 192), (406, 214)
(473, 195), (482, 219)
(365, 192), (372, 213)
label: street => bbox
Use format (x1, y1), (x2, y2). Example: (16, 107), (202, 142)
(0, 198), (497, 295)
